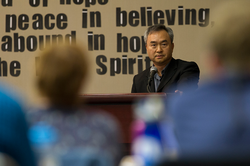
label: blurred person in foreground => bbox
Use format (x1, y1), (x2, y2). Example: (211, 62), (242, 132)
(0, 84), (36, 166)
(27, 44), (122, 166)
(160, 0), (250, 162)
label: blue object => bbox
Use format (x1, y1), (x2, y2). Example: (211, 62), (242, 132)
(29, 122), (58, 145)
(0, 85), (36, 166)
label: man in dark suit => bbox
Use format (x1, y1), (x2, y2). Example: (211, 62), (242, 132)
(131, 24), (200, 93)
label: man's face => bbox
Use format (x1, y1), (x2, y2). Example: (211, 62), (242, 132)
(146, 30), (174, 66)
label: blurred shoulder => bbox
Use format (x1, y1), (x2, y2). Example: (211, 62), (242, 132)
(166, 80), (223, 112)
(0, 84), (25, 120)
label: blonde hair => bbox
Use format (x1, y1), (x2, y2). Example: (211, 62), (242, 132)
(36, 44), (88, 106)
(209, 1), (250, 71)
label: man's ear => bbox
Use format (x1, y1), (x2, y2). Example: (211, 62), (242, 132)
(209, 53), (222, 69)
(172, 42), (174, 51)
(204, 51), (224, 77)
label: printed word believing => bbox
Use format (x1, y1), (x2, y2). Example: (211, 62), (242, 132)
(116, 6), (210, 27)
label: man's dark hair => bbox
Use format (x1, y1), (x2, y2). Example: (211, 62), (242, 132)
(144, 24), (174, 44)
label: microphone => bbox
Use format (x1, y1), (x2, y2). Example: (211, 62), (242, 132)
(149, 66), (158, 82)
(147, 66), (158, 93)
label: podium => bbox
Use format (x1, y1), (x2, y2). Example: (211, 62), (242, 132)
(80, 93), (166, 155)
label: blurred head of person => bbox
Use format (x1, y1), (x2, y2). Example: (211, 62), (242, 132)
(36, 43), (89, 107)
(207, 1), (250, 76)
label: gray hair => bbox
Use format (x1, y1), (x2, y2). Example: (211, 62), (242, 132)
(144, 24), (174, 44)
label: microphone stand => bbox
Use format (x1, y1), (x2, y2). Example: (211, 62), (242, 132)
(147, 78), (152, 93)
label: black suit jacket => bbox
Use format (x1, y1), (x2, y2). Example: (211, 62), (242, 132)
(131, 58), (200, 93)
